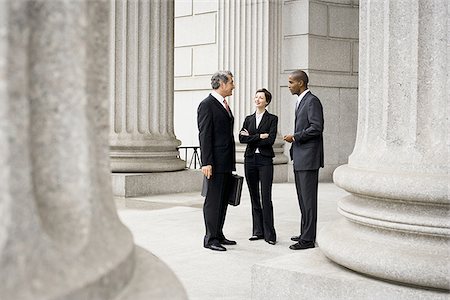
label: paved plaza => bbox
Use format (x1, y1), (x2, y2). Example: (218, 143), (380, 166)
(117, 182), (349, 299)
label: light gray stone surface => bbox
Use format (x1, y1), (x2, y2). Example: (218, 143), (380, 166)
(173, 0), (359, 183)
(112, 170), (204, 197)
(281, 0), (359, 181)
(109, 0), (185, 173)
(252, 249), (450, 300)
(117, 183), (350, 300)
(0, 1), (186, 299)
(118, 183), (450, 299)
(175, 0), (291, 179)
(116, 247), (187, 300)
(319, 0), (450, 291)
(328, 4), (359, 39)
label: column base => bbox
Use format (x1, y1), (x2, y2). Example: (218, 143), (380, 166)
(251, 249), (449, 300)
(117, 246), (187, 300)
(318, 218), (450, 290)
(112, 169), (203, 197)
(110, 157), (186, 172)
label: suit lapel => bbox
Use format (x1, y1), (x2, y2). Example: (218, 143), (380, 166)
(295, 92), (310, 127)
(257, 111), (269, 131)
(296, 91), (310, 118)
(210, 94), (232, 119)
(249, 113), (257, 132)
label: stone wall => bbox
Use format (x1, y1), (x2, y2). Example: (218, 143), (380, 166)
(174, 0), (359, 181)
(280, 0), (359, 181)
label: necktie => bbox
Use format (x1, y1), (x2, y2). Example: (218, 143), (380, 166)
(223, 99), (230, 113)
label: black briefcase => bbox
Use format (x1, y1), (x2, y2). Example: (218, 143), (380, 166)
(228, 174), (243, 206)
(201, 174), (244, 207)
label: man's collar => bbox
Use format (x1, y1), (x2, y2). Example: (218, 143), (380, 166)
(297, 89), (310, 102)
(211, 91), (224, 102)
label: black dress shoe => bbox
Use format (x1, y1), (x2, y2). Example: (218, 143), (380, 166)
(249, 235), (264, 241)
(219, 238), (237, 245)
(266, 240), (276, 245)
(289, 241), (315, 250)
(291, 235), (301, 241)
(205, 244), (227, 251)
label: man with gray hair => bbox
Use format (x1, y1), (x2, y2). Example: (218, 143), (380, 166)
(197, 70), (236, 251)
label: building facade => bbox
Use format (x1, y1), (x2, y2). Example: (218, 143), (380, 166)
(174, 0), (359, 182)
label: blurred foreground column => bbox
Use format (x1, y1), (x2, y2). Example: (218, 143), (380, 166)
(319, 0), (449, 292)
(0, 1), (186, 299)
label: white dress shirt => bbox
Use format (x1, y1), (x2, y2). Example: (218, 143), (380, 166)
(211, 91), (227, 110)
(255, 110), (265, 154)
(296, 89), (310, 110)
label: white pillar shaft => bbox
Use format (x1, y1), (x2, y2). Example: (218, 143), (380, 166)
(0, 1), (134, 299)
(110, 0), (185, 172)
(319, 0), (449, 291)
(352, 0), (447, 177)
(218, 0), (288, 165)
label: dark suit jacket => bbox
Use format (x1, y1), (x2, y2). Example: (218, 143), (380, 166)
(197, 94), (236, 173)
(291, 91), (324, 171)
(239, 111), (278, 158)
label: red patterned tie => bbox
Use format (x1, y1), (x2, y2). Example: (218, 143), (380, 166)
(223, 99), (230, 113)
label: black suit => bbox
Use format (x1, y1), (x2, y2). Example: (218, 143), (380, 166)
(197, 94), (236, 247)
(291, 91), (324, 243)
(239, 111), (277, 242)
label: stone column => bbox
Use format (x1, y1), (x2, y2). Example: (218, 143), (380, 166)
(319, 0), (449, 291)
(0, 1), (186, 299)
(110, 0), (185, 172)
(218, 0), (288, 181)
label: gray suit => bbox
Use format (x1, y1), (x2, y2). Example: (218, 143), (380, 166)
(290, 91), (324, 243)
(290, 91), (324, 170)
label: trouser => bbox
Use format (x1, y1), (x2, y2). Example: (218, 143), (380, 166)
(294, 169), (319, 243)
(245, 154), (276, 242)
(203, 172), (231, 246)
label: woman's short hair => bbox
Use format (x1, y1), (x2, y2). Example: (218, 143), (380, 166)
(211, 71), (233, 89)
(256, 88), (272, 106)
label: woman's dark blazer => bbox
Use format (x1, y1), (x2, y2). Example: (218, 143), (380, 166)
(239, 111), (278, 158)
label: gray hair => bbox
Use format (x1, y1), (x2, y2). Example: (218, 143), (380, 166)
(211, 70), (233, 89)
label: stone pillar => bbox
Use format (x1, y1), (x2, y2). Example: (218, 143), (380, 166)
(110, 0), (185, 172)
(110, 0), (202, 197)
(319, 0), (449, 291)
(0, 1), (186, 299)
(218, 0), (288, 181)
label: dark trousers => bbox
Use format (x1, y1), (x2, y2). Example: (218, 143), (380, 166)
(203, 172), (231, 246)
(294, 169), (319, 243)
(244, 154), (276, 242)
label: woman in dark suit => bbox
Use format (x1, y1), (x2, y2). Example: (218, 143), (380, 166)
(239, 88), (277, 245)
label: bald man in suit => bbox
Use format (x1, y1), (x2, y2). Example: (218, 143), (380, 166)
(284, 70), (324, 250)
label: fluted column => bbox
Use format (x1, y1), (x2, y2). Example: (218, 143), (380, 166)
(110, 0), (185, 172)
(0, 1), (135, 298)
(218, 0), (288, 169)
(319, 0), (449, 290)
(0, 1), (187, 299)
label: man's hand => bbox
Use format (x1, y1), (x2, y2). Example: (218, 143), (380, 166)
(283, 134), (294, 143)
(202, 165), (213, 179)
(260, 133), (269, 139)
